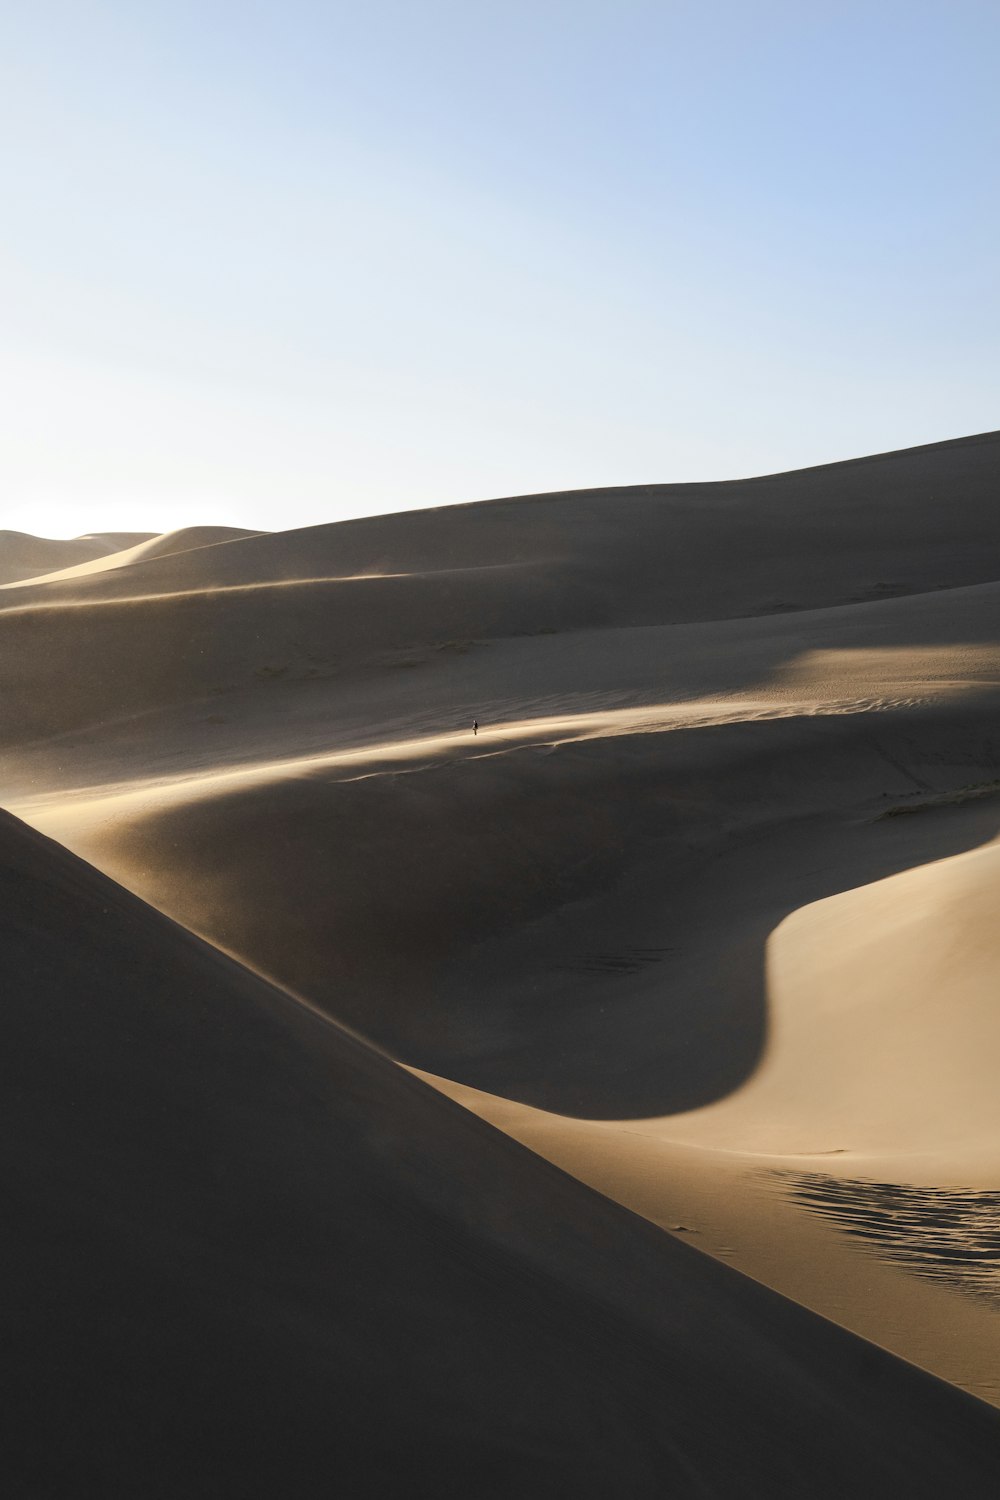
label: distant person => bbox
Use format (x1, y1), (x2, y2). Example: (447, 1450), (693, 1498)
(473, 719), (479, 736)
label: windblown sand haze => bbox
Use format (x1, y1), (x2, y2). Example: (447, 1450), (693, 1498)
(4, 431), (1000, 1494)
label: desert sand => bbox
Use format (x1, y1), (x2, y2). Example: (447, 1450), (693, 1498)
(4, 429), (1000, 1491)
(0, 524), (263, 591)
(0, 529), (156, 586)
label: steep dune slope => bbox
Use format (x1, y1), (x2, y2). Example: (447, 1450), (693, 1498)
(416, 801), (1000, 1405)
(4, 429), (1000, 1456)
(8, 811), (1000, 1496)
(669, 834), (1000, 1156)
(6, 431), (1000, 1119)
(33, 659), (1000, 1115)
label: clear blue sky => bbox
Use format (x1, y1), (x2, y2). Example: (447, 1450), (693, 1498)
(2, 1), (997, 536)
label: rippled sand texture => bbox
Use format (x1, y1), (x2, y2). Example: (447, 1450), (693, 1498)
(4, 430), (1000, 1492)
(781, 1174), (1000, 1306)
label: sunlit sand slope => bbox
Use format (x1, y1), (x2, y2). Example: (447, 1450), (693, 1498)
(0, 529), (154, 586)
(0, 432), (997, 763)
(0, 524), (264, 589)
(668, 835), (1000, 1155)
(38, 675), (1000, 1114)
(8, 811), (1000, 1496)
(4, 429), (1000, 1451)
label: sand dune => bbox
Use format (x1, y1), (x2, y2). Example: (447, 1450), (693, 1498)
(0, 524), (264, 589)
(22, 649), (1000, 1109)
(660, 834), (1000, 1157)
(0, 430), (995, 767)
(4, 431), (1000, 1481)
(7, 429), (999, 615)
(0, 529), (154, 586)
(9, 809), (1000, 1495)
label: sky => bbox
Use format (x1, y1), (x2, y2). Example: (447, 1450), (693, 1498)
(1, 0), (998, 537)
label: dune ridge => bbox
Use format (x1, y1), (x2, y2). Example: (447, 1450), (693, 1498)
(0, 529), (155, 586)
(8, 810), (1000, 1494)
(6, 430), (999, 616)
(4, 429), (1000, 1477)
(0, 524), (265, 590)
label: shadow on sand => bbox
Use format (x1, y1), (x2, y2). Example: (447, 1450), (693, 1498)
(778, 1172), (1000, 1307)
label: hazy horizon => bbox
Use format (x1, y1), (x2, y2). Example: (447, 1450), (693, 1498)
(3, 0), (998, 538)
(5, 17), (1000, 1478)
(4, 424), (997, 544)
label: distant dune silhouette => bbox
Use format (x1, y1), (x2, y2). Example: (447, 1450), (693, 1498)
(4, 431), (1000, 1487)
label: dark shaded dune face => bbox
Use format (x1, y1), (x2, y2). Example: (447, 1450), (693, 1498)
(5, 432), (1000, 1489)
(0, 563), (580, 746)
(5, 809), (1000, 1498)
(0, 431), (998, 751)
(92, 693), (1000, 1117)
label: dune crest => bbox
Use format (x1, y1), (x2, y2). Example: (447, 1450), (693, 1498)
(0, 524), (265, 589)
(0, 529), (155, 586)
(9, 809), (1000, 1493)
(4, 430), (1000, 1467)
(700, 835), (1000, 1153)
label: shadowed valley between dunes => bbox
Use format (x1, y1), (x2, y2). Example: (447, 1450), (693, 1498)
(4, 431), (1000, 1484)
(8, 811), (1000, 1495)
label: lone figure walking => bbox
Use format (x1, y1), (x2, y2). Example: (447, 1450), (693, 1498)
(472, 718), (479, 736)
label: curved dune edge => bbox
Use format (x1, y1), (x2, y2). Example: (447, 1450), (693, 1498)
(7, 596), (1000, 1404)
(4, 429), (1000, 616)
(666, 835), (1000, 1156)
(14, 684), (1000, 1405)
(408, 830), (1000, 1405)
(8, 808), (1000, 1494)
(415, 832), (1000, 1158)
(0, 524), (265, 589)
(414, 1068), (1000, 1410)
(4, 430), (1000, 1468)
(0, 529), (156, 586)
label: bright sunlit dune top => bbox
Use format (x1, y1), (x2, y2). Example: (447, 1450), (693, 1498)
(0, 525), (265, 589)
(3, 426), (1000, 1475)
(5, 0), (1000, 1485)
(0, 530), (156, 586)
(9, 804), (999, 1495)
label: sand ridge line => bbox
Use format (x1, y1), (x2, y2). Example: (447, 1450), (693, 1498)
(9, 804), (1000, 1491)
(0, 563), (534, 610)
(7, 687), (965, 832)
